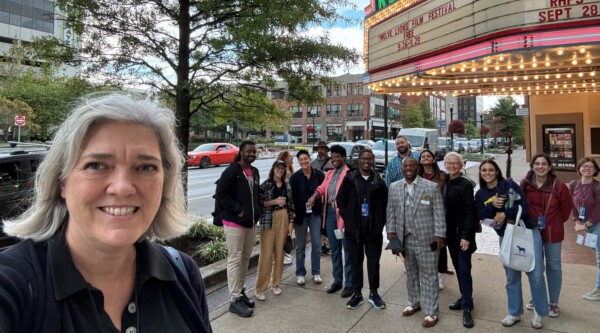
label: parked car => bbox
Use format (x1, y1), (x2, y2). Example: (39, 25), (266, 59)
(399, 128), (439, 153)
(371, 139), (397, 172)
(356, 139), (375, 147)
(435, 137), (450, 160)
(467, 139), (483, 153)
(1, 150), (46, 247)
(187, 143), (239, 168)
(450, 140), (465, 153)
(325, 141), (370, 170)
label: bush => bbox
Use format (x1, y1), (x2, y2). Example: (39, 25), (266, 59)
(194, 239), (228, 263)
(187, 218), (224, 240)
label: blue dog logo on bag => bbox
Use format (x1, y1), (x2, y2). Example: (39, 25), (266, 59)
(516, 245), (526, 254)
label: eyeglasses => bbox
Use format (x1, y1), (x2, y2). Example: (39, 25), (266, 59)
(445, 162), (460, 166)
(580, 165), (595, 169)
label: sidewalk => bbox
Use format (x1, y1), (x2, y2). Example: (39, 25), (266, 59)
(206, 149), (600, 332)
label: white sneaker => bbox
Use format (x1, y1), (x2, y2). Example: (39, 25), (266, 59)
(283, 253), (293, 265)
(438, 273), (445, 290)
(297, 276), (306, 286)
(501, 314), (521, 327)
(531, 310), (543, 329)
(583, 287), (600, 301)
(313, 275), (322, 284)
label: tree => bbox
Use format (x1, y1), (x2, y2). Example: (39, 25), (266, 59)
(490, 96), (524, 145)
(401, 103), (423, 128)
(30, 0), (360, 158)
(465, 122), (477, 139)
(419, 99), (436, 128)
(0, 96), (39, 138)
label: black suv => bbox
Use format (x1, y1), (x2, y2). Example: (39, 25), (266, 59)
(0, 150), (46, 247)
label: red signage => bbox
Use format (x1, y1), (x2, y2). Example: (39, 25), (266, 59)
(15, 115), (26, 126)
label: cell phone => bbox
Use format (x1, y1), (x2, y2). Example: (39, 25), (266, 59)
(429, 241), (438, 251)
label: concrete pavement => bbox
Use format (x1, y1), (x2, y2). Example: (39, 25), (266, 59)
(205, 149), (600, 332)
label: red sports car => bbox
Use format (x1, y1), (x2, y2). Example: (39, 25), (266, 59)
(187, 143), (239, 168)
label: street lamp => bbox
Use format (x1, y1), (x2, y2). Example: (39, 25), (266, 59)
(310, 108), (317, 146)
(449, 102), (454, 152)
(480, 113), (484, 155)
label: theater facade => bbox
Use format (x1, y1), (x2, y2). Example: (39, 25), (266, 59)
(364, 0), (600, 179)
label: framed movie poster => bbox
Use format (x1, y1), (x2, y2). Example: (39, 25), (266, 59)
(542, 124), (576, 171)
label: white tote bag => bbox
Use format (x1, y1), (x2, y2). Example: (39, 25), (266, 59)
(499, 205), (535, 272)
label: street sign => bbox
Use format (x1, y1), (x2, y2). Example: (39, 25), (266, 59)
(15, 115), (26, 126)
(437, 120), (446, 127)
(516, 108), (529, 116)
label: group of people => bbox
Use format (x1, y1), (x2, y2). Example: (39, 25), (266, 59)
(1, 93), (598, 332)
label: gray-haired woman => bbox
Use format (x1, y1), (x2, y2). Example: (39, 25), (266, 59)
(0, 93), (212, 332)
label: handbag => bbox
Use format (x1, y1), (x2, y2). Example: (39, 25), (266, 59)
(499, 205), (535, 272)
(284, 235), (293, 254)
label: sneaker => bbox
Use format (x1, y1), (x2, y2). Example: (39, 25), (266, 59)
(501, 314), (521, 327)
(549, 303), (560, 317)
(272, 286), (282, 295)
(438, 273), (445, 290)
(368, 291), (386, 309)
(283, 253), (293, 265)
(240, 287), (255, 308)
(297, 276), (306, 286)
(531, 310), (543, 329)
(583, 287), (600, 301)
(254, 291), (266, 301)
(313, 275), (322, 284)
(526, 300), (534, 310)
(229, 297), (253, 317)
(321, 245), (330, 256)
(346, 293), (364, 309)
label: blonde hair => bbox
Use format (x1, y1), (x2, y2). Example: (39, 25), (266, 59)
(4, 93), (190, 241)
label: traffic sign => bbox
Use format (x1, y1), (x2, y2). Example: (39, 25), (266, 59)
(15, 115), (26, 126)
(437, 120), (446, 127)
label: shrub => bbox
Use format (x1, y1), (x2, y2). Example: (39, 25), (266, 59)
(194, 239), (228, 263)
(187, 218), (224, 240)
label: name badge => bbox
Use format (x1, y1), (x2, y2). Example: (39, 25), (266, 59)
(579, 206), (586, 220)
(537, 216), (546, 230)
(361, 203), (369, 217)
(420, 200), (430, 205)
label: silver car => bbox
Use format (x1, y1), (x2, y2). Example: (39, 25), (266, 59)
(371, 139), (397, 172)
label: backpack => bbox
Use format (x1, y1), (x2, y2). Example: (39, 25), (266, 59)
(569, 179), (598, 200)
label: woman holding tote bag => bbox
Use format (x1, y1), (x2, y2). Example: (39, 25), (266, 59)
(475, 159), (548, 329)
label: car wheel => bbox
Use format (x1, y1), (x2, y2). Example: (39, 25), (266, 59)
(200, 157), (211, 169)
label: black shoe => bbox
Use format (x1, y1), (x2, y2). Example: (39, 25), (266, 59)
(229, 297), (253, 317)
(326, 283), (342, 294)
(449, 298), (463, 310)
(368, 291), (386, 309)
(240, 287), (255, 308)
(463, 310), (474, 328)
(341, 287), (353, 298)
(321, 245), (330, 256)
(346, 293), (364, 309)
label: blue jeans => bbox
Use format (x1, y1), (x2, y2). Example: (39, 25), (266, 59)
(588, 222), (600, 289)
(500, 228), (549, 316)
(295, 214), (322, 277)
(326, 206), (352, 288)
(542, 241), (562, 304)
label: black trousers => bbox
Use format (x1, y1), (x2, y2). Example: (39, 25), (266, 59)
(347, 236), (383, 293)
(438, 246), (449, 273)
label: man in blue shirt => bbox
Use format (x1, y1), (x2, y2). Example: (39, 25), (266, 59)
(385, 135), (420, 187)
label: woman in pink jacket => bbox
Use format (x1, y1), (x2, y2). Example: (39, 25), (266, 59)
(520, 153), (573, 317)
(307, 144), (353, 298)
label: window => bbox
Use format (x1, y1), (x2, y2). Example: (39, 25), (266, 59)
(289, 105), (302, 118)
(271, 90), (285, 99)
(308, 105), (322, 117)
(347, 82), (363, 96)
(326, 104), (342, 117)
(326, 85), (342, 97)
(347, 104), (363, 117)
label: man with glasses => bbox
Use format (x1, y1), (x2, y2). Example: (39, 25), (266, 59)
(336, 149), (388, 310)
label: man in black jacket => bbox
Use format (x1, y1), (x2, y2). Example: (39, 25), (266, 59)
(215, 140), (262, 318)
(337, 149), (388, 310)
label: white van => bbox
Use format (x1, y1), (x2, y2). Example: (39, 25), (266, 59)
(398, 128), (439, 153)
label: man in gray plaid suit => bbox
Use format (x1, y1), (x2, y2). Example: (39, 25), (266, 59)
(386, 156), (446, 328)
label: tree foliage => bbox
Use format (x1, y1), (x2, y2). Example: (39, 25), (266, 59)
(419, 99), (436, 128)
(480, 125), (490, 136)
(30, 0), (360, 155)
(0, 96), (38, 136)
(465, 122), (477, 139)
(448, 119), (465, 135)
(401, 103), (423, 128)
(490, 96), (525, 145)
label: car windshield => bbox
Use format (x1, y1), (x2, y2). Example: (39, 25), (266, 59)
(402, 135), (424, 147)
(372, 140), (396, 151)
(192, 144), (216, 152)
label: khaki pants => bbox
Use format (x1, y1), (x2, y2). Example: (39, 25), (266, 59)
(256, 209), (289, 292)
(225, 224), (258, 301)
